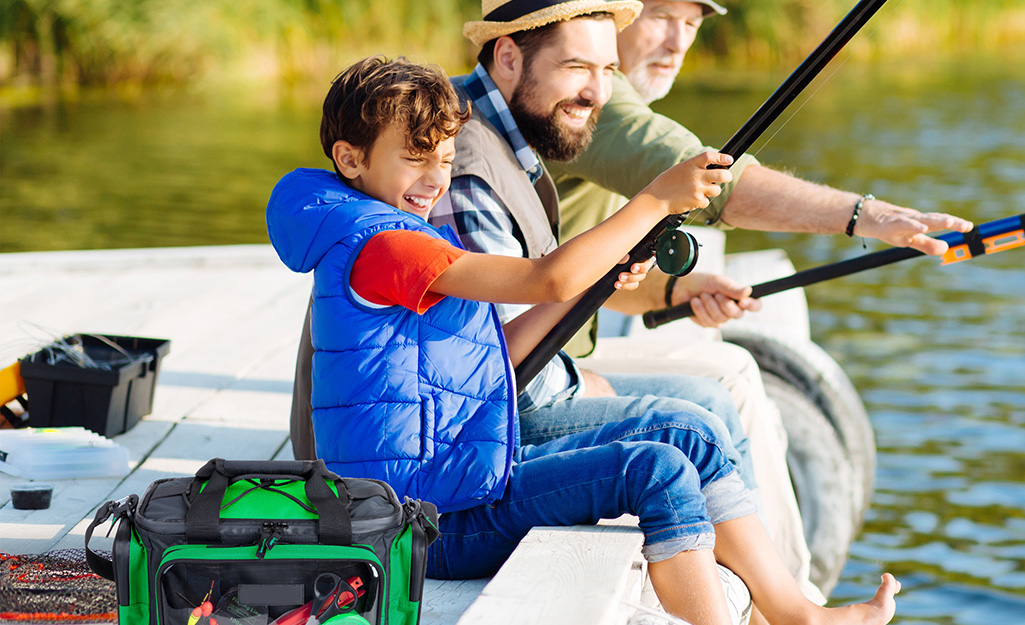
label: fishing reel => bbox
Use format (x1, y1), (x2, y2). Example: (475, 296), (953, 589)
(654, 224), (701, 277)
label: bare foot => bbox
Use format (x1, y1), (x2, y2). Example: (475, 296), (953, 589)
(824, 573), (901, 625)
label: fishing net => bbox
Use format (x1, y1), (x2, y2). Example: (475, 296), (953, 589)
(0, 550), (116, 623)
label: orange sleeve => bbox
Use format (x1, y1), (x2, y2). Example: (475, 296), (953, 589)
(350, 230), (468, 313)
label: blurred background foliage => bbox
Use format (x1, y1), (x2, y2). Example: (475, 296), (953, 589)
(1, 0), (1024, 98)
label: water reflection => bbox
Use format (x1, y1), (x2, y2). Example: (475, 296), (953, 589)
(674, 54), (1025, 619)
(1, 92), (325, 252)
(2, 52), (1024, 621)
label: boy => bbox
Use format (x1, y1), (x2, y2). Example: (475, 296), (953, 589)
(267, 56), (899, 625)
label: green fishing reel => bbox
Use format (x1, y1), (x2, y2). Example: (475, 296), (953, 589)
(655, 226), (700, 276)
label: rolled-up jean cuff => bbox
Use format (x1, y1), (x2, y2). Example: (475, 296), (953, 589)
(704, 471), (759, 524)
(643, 531), (716, 563)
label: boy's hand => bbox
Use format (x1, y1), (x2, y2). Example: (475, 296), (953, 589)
(651, 151), (735, 215)
(667, 272), (762, 328)
(614, 256), (655, 291)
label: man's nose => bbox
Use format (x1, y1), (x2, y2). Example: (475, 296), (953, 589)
(582, 69), (612, 107)
(664, 20), (685, 54)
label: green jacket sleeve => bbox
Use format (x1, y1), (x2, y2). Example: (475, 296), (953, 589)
(546, 71), (759, 229)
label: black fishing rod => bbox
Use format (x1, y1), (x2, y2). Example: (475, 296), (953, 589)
(643, 213), (1025, 328)
(514, 0), (891, 392)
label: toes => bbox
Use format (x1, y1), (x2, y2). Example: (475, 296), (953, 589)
(878, 573), (900, 597)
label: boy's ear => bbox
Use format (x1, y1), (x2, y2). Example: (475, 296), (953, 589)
(491, 36), (523, 85)
(332, 140), (364, 179)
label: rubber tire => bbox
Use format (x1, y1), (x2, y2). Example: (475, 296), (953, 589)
(722, 327), (875, 532)
(762, 373), (855, 597)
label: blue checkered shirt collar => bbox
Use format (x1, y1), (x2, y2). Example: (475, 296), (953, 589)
(457, 64), (543, 184)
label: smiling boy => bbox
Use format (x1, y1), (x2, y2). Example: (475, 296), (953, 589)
(266, 55), (900, 625)
(267, 55), (737, 509)
(338, 123), (450, 219)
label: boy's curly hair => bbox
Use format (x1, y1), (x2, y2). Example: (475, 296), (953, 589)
(321, 56), (470, 176)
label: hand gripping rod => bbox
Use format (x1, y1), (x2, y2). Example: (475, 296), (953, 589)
(643, 213), (1025, 328)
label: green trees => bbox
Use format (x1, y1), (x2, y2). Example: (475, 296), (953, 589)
(1, 0), (249, 86)
(0, 0), (476, 89)
(1, 0), (1022, 90)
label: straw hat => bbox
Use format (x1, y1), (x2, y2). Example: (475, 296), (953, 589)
(464, 0), (644, 47)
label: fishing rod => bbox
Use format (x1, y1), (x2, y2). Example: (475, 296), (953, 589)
(643, 213), (1025, 328)
(514, 0), (891, 392)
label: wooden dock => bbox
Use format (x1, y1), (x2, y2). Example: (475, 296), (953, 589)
(0, 245), (660, 625)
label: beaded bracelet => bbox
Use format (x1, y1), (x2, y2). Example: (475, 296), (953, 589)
(846, 193), (875, 237)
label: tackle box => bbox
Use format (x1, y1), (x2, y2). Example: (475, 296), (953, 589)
(18, 334), (171, 437)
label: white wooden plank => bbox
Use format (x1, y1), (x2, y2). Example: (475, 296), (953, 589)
(1, 266), (185, 345)
(51, 419), (289, 555)
(0, 245), (281, 275)
(0, 419), (174, 551)
(1, 249), (310, 382)
(421, 579), (490, 625)
(273, 441), (297, 461)
(0, 264), (303, 555)
(0, 475), (135, 555)
(457, 525), (645, 625)
(0, 420), (172, 509)
(184, 339), (299, 429)
(0, 418), (288, 555)
(94, 271), (306, 375)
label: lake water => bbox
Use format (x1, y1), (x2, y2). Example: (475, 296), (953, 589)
(665, 54), (1025, 621)
(3, 52), (1024, 622)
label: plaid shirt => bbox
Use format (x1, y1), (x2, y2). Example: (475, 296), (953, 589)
(430, 64), (582, 413)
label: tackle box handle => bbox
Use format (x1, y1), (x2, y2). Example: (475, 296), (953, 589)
(185, 458), (353, 546)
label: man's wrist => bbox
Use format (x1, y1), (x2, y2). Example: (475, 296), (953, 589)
(846, 193), (875, 237)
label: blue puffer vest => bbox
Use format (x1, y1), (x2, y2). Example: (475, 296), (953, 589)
(266, 168), (516, 513)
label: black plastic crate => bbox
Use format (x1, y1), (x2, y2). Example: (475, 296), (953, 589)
(19, 334), (171, 437)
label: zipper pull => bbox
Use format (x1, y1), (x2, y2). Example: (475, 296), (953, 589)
(256, 522), (287, 558)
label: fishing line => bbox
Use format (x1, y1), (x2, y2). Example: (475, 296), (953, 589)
(747, 0), (908, 161)
(0, 322), (64, 362)
(674, 0), (908, 235)
(1, 323), (133, 371)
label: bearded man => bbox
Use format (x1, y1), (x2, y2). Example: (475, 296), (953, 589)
(291, 0), (760, 502)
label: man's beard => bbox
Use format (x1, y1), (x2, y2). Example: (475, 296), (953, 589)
(509, 71), (600, 163)
(625, 55), (682, 104)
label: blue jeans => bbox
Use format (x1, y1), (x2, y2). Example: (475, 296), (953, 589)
(427, 411), (757, 580)
(519, 372), (757, 491)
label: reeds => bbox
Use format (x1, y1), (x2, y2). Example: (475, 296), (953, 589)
(1, 0), (1023, 91)
(693, 0), (1025, 67)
